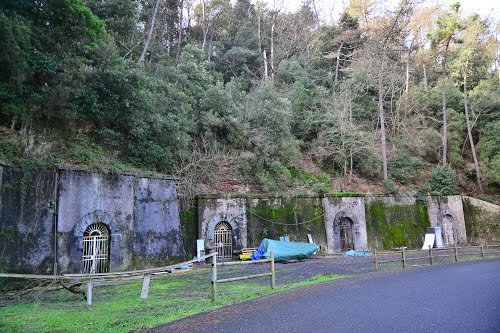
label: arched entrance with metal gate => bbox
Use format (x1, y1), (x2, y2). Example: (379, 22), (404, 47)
(442, 214), (454, 246)
(82, 222), (110, 274)
(214, 221), (233, 259)
(334, 212), (355, 252)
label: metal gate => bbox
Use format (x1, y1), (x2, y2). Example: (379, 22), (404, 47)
(82, 223), (110, 274)
(340, 218), (354, 251)
(214, 221), (232, 259)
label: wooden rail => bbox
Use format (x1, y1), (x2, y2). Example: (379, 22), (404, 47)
(211, 251), (275, 303)
(0, 253), (217, 305)
(373, 244), (500, 271)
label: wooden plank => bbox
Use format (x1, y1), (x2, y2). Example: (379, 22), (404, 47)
(218, 273), (272, 283)
(218, 259), (271, 266)
(0, 273), (69, 280)
(63, 253), (216, 279)
(140, 274), (151, 299)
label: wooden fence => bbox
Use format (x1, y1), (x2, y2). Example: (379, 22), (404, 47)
(0, 253), (217, 305)
(210, 251), (275, 303)
(373, 244), (500, 271)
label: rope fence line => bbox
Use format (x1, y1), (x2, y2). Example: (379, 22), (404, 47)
(247, 208), (325, 225)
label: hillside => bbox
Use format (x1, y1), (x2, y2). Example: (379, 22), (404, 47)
(0, 0), (499, 197)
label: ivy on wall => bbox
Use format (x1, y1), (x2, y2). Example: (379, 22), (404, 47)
(365, 200), (430, 250)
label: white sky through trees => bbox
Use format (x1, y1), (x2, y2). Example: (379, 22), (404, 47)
(269, 0), (500, 23)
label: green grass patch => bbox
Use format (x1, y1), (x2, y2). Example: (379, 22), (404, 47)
(0, 268), (345, 333)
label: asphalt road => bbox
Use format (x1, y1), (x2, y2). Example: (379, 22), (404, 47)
(151, 260), (500, 333)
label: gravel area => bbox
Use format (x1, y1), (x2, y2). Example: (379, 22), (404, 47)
(211, 247), (500, 287)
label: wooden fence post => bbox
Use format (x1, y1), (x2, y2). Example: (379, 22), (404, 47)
(402, 247), (406, 269)
(211, 254), (217, 303)
(374, 250), (378, 272)
(140, 274), (151, 299)
(480, 244), (484, 258)
(428, 245), (433, 265)
(454, 243), (458, 262)
(270, 251), (275, 289)
(87, 278), (92, 306)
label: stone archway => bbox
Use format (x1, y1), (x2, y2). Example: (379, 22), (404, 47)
(442, 214), (454, 246)
(207, 213), (241, 251)
(334, 212), (355, 252)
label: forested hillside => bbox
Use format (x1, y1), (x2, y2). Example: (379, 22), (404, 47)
(0, 0), (499, 196)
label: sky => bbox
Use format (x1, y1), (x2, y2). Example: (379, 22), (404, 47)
(271, 0), (500, 23)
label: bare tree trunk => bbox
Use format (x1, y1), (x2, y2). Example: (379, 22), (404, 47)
(270, 20), (276, 81)
(405, 59), (409, 94)
(378, 69), (388, 181)
(349, 92), (353, 181)
(423, 62), (428, 92)
(138, 0), (161, 65)
(176, 0), (184, 62)
(201, 0), (208, 52)
(463, 63), (484, 193)
(207, 29), (214, 63)
(334, 42), (344, 87)
(441, 78), (448, 165)
(263, 50), (268, 79)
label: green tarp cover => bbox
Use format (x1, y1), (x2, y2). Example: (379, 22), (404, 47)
(259, 238), (318, 261)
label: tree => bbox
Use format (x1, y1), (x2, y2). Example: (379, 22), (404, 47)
(451, 14), (494, 193)
(429, 2), (462, 166)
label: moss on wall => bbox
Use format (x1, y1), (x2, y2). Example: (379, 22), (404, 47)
(179, 200), (198, 258)
(365, 200), (430, 250)
(463, 199), (500, 244)
(247, 198), (327, 252)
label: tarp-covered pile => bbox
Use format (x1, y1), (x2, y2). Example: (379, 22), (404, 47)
(343, 250), (370, 257)
(255, 238), (318, 261)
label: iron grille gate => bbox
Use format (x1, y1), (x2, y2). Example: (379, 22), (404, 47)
(214, 221), (232, 259)
(82, 223), (110, 274)
(340, 220), (354, 251)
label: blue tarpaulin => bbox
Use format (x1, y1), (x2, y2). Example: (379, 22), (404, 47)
(257, 238), (318, 261)
(343, 250), (370, 257)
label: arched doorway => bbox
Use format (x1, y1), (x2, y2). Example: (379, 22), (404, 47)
(334, 212), (355, 252)
(214, 221), (233, 259)
(82, 222), (110, 274)
(339, 218), (354, 251)
(442, 215), (454, 246)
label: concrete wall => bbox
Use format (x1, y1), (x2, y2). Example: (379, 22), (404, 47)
(462, 196), (500, 244)
(198, 197), (247, 250)
(426, 195), (467, 244)
(57, 169), (185, 273)
(0, 163), (185, 274)
(322, 196), (367, 253)
(0, 160), (56, 273)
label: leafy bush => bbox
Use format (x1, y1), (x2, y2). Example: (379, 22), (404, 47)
(426, 165), (458, 195)
(389, 151), (424, 185)
(355, 148), (381, 178)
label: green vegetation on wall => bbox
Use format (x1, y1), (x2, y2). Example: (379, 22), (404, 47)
(179, 201), (198, 258)
(462, 199), (500, 244)
(246, 198), (326, 251)
(365, 200), (430, 250)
